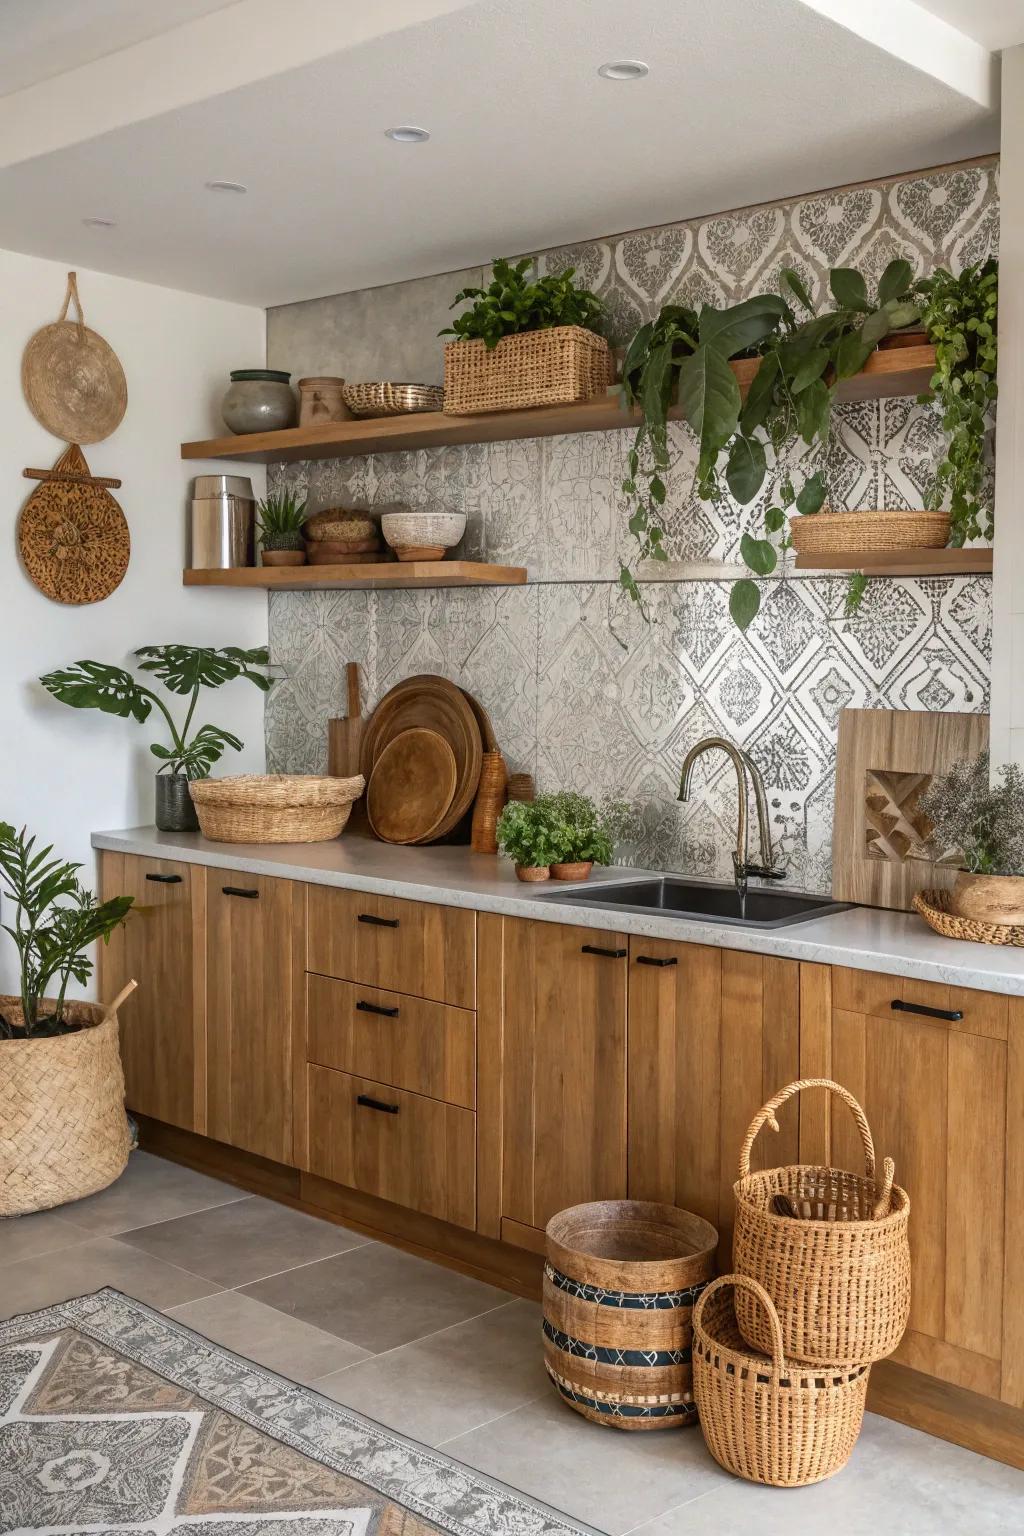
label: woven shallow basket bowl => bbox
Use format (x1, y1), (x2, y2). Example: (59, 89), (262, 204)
(733, 1079), (910, 1367)
(189, 773), (364, 844)
(443, 326), (610, 415)
(788, 508), (950, 554)
(342, 382), (443, 418)
(22, 273), (127, 443)
(914, 888), (1024, 947)
(693, 1275), (870, 1487)
(543, 1200), (718, 1431)
(0, 998), (131, 1216)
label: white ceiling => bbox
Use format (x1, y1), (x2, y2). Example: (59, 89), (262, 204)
(910, 1), (1024, 51)
(0, 0), (1002, 308)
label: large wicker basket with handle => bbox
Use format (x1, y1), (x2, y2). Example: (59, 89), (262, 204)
(0, 986), (135, 1216)
(732, 1079), (910, 1367)
(693, 1274), (870, 1487)
(443, 326), (610, 415)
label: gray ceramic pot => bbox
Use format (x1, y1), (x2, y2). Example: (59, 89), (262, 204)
(221, 370), (296, 435)
(155, 774), (199, 833)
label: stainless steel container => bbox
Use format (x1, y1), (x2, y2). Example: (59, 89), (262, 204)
(190, 474), (255, 568)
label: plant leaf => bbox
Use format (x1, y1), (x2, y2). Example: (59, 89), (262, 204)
(725, 435), (767, 505)
(830, 268), (870, 312)
(676, 343), (742, 468)
(790, 347), (831, 394)
(780, 268), (814, 313)
(795, 378), (832, 445)
(729, 579), (761, 631)
(698, 295), (788, 359)
(135, 645), (271, 695)
(833, 327), (876, 379)
(39, 662), (152, 724)
(739, 352), (780, 435)
(859, 307), (891, 348)
(764, 506), (785, 533)
(740, 532), (778, 575)
(795, 471), (827, 515)
(877, 259), (913, 306)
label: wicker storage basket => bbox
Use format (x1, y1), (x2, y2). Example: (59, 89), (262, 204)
(190, 773), (364, 844)
(0, 997), (131, 1216)
(443, 326), (610, 415)
(693, 1274), (870, 1487)
(733, 1079), (910, 1367)
(543, 1200), (718, 1430)
(788, 509), (950, 554)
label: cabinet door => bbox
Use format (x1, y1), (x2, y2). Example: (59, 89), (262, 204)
(206, 870), (300, 1164)
(100, 852), (199, 1132)
(501, 917), (627, 1237)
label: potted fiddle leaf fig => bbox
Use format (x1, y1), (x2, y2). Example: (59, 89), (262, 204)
(40, 645), (271, 832)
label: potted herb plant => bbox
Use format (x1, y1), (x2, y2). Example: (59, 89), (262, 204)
(257, 489), (307, 566)
(496, 797), (557, 882)
(440, 257), (609, 415)
(919, 752), (1024, 927)
(40, 644), (271, 832)
(0, 821), (135, 1215)
(541, 791), (619, 881)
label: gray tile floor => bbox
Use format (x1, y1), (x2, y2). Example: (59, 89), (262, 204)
(1, 1150), (1020, 1534)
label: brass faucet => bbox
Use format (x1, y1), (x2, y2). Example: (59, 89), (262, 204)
(677, 735), (785, 899)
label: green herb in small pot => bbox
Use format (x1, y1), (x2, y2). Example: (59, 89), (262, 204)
(257, 489), (308, 552)
(496, 798), (557, 881)
(441, 258), (605, 350)
(539, 792), (617, 878)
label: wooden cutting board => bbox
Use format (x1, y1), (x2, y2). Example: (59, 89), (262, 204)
(366, 728), (457, 844)
(361, 674), (482, 842)
(832, 707), (989, 910)
(328, 663), (364, 778)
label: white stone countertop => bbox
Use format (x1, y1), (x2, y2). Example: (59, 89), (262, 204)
(92, 827), (1024, 997)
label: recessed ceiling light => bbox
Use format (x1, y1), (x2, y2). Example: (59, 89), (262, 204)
(205, 179), (247, 194)
(597, 60), (649, 81)
(82, 216), (116, 228)
(385, 125), (430, 143)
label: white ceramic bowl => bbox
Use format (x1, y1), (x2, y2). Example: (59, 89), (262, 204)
(381, 509), (467, 554)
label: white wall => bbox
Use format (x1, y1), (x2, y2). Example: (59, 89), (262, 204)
(0, 246), (266, 994)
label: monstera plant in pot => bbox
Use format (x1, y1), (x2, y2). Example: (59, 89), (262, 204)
(0, 821), (135, 1215)
(40, 645), (271, 831)
(919, 752), (1024, 926)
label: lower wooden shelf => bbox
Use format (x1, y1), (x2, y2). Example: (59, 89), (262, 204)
(183, 560), (528, 591)
(793, 547), (993, 577)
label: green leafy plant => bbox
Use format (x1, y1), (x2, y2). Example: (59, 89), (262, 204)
(919, 752), (1024, 876)
(495, 798), (558, 869)
(441, 257), (605, 349)
(0, 822), (132, 1038)
(40, 645), (271, 780)
(257, 489), (307, 552)
(915, 258), (998, 545)
(538, 791), (617, 865)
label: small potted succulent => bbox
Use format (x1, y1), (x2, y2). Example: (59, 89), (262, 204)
(40, 644), (271, 832)
(541, 791), (620, 881)
(496, 798), (557, 882)
(919, 751), (1024, 925)
(257, 489), (307, 566)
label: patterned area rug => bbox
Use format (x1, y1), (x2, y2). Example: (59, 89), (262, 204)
(0, 1289), (592, 1536)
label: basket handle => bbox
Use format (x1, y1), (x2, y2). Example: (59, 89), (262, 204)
(101, 978), (137, 1024)
(693, 1274), (786, 1377)
(58, 271), (86, 342)
(872, 1156), (895, 1220)
(738, 1077), (876, 1182)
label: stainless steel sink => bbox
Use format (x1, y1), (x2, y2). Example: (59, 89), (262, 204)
(537, 876), (849, 929)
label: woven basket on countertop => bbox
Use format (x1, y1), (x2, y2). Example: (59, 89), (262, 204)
(732, 1079), (910, 1367)
(913, 888), (1024, 947)
(443, 326), (610, 415)
(189, 773), (364, 844)
(788, 508), (950, 554)
(693, 1274), (870, 1487)
(470, 750), (508, 854)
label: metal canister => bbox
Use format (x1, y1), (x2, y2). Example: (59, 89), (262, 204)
(190, 474), (255, 568)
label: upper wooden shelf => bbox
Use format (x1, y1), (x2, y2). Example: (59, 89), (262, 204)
(183, 560), (527, 591)
(793, 546), (992, 577)
(181, 345), (938, 465)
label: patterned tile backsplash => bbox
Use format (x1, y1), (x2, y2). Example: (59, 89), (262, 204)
(266, 160), (997, 893)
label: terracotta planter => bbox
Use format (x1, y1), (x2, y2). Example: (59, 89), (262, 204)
(952, 871), (1024, 927)
(551, 861), (594, 882)
(261, 548), (306, 567)
(515, 864), (551, 883)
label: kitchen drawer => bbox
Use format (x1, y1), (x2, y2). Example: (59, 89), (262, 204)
(306, 973), (475, 1109)
(832, 967), (1008, 1040)
(307, 1064), (476, 1229)
(306, 886), (475, 1008)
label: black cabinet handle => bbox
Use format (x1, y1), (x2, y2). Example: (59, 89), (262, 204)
(358, 913), (399, 928)
(357, 1093), (399, 1114)
(891, 999), (963, 1022)
(581, 944), (627, 959)
(145, 872), (182, 884)
(222, 886), (259, 899)
(636, 954), (678, 968)
(356, 1000), (400, 1018)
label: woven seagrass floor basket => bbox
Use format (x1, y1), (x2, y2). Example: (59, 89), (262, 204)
(733, 1079), (911, 1367)
(443, 326), (610, 415)
(0, 997), (131, 1216)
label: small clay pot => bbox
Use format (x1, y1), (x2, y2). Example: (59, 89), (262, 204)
(515, 864), (551, 883)
(222, 369), (296, 434)
(297, 377), (351, 426)
(261, 548), (306, 567)
(550, 861), (594, 882)
(952, 871), (1024, 926)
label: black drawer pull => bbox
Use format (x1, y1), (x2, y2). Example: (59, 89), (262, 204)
(356, 1000), (400, 1018)
(358, 913), (399, 928)
(145, 872), (182, 884)
(357, 1093), (399, 1115)
(636, 955), (678, 968)
(581, 944), (627, 959)
(891, 999), (963, 1022)
(222, 885), (259, 899)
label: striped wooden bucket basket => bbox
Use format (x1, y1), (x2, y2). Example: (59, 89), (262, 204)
(543, 1200), (718, 1430)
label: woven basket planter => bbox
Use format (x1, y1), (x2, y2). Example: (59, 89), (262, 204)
(733, 1079), (911, 1367)
(190, 773), (364, 844)
(543, 1200), (718, 1431)
(693, 1274), (870, 1487)
(443, 326), (610, 415)
(788, 508), (950, 554)
(0, 997), (131, 1216)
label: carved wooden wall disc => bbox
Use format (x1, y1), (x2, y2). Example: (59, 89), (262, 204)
(18, 448), (129, 605)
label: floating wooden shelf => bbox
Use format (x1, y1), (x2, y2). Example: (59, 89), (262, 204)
(183, 560), (528, 591)
(793, 546), (992, 577)
(181, 345), (937, 465)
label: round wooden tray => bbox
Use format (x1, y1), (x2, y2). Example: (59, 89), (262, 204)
(366, 728), (457, 845)
(361, 675), (482, 843)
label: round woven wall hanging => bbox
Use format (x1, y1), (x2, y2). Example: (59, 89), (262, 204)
(18, 445), (130, 605)
(22, 272), (127, 444)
